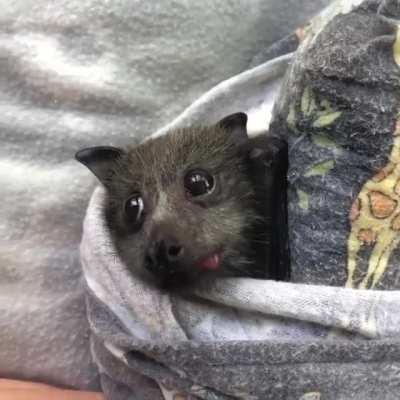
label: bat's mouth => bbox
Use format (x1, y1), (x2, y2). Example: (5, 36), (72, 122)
(145, 248), (225, 288)
(195, 251), (222, 271)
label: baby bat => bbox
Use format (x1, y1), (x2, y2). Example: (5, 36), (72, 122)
(76, 112), (289, 287)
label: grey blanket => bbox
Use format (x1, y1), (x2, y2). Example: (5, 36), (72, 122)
(0, 0), (329, 390)
(80, 2), (400, 398)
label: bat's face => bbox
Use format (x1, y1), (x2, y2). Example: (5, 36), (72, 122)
(76, 113), (267, 287)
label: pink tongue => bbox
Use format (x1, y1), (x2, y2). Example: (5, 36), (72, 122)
(197, 253), (221, 270)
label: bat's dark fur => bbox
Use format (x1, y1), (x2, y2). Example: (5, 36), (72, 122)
(76, 113), (289, 287)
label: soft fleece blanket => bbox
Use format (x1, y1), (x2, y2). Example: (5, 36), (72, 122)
(83, 187), (400, 399)
(0, 0), (330, 390)
(80, 1), (400, 399)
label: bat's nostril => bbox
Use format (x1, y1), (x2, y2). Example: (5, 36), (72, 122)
(168, 245), (183, 258)
(145, 254), (153, 264)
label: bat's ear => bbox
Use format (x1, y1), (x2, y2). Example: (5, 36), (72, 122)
(216, 112), (248, 146)
(75, 146), (125, 184)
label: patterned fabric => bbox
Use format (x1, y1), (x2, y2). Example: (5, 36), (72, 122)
(271, 0), (400, 289)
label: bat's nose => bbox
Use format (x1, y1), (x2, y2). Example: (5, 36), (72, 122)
(145, 236), (185, 276)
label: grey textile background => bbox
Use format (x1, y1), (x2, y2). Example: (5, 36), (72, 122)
(0, 0), (330, 390)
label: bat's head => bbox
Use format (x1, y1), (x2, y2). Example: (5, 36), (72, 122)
(76, 113), (271, 287)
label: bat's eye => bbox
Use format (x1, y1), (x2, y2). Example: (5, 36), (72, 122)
(124, 193), (145, 224)
(184, 169), (215, 197)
